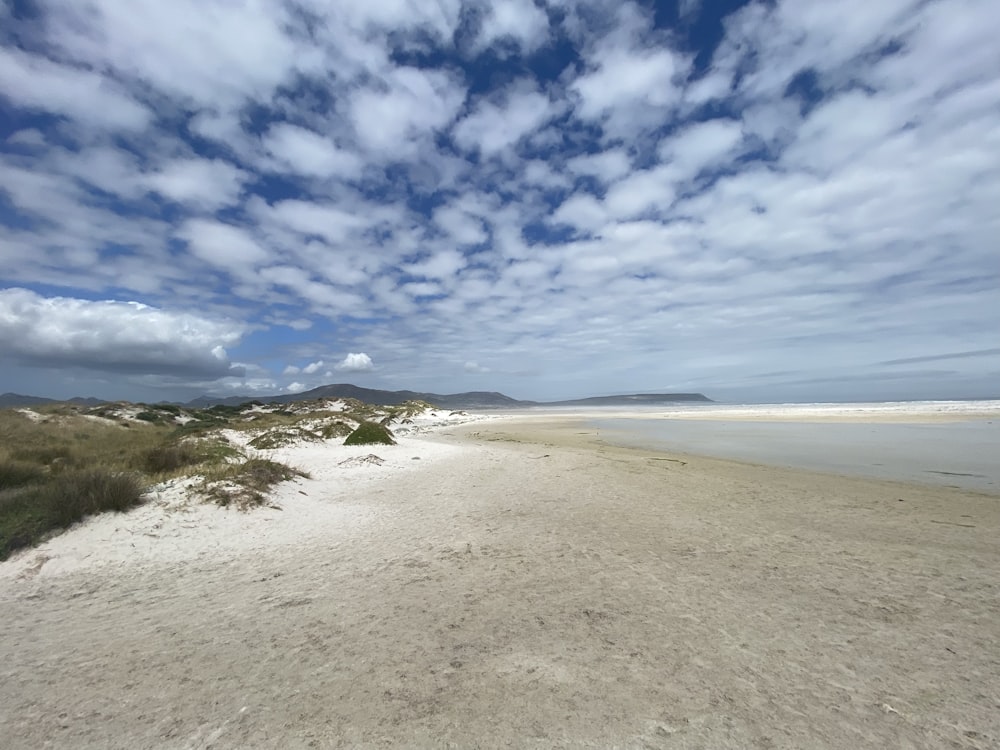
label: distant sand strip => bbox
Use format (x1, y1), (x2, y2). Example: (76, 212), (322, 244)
(1, 415), (998, 749)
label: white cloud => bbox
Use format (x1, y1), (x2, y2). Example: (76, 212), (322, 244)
(0, 47), (151, 130)
(42, 0), (306, 110)
(434, 206), (488, 245)
(286, 381), (308, 393)
(473, 0), (550, 55)
(452, 81), (556, 155)
(678, 0), (701, 21)
(571, 32), (687, 137)
(0, 288), (243, 377)
(262, 200), (368, 245)
(335, 352), (374, 372)
(178, 219), (271, 270)
(302, 360), (324, 375)
(658, 118), (744, 175)
(566, 149), (632, 183)
(351, 67), (465, 156)
(146, 158), (247, 208)
(464, 361), (490, 373)
(263, 123), (363, 179)
(405, 250), (467, 279)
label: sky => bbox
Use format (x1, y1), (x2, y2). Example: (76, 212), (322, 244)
(1, 0), (998, 404)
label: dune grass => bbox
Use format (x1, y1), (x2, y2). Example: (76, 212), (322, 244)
(0, 410), (243, 559)
(0, 396), (432, 559)
(198, 458), (310, 509)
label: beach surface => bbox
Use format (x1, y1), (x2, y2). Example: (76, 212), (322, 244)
(1, 413), (999, 749)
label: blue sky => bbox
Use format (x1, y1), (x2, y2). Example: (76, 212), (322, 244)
(1, 0), (998, 403)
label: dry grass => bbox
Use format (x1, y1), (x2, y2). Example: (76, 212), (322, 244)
(198, 458), (310, 510)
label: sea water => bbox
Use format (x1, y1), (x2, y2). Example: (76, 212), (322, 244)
(588, 401), (1000, 493)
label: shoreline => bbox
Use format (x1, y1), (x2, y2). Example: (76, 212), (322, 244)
(2, 415), (999, 748)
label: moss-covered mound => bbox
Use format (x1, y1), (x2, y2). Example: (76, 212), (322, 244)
(344, 421), (396, 446)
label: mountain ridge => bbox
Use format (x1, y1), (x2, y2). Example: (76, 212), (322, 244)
(184, 383), (711, 409)
(2, 385), (713, 409)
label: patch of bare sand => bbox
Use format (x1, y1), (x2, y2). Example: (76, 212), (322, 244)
(1, 417), (998, 749)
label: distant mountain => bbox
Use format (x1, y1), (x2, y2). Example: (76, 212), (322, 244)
(0, 392), (56, 407)
(0, 393), (108, 407)
(186, 383), (526, 409)
(185, 384), (711, 409)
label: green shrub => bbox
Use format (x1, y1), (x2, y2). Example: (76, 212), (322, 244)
(135, 411), (161, 423)
(344, 421), (396, 446)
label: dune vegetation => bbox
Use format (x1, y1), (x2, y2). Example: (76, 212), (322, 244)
(0, 397), (432, 560)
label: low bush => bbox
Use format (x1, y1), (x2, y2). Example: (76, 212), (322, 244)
(344, 421), (396, 446)
(248, 429), (319, 449)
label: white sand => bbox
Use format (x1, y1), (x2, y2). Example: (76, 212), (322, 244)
(1, 413), (998, 749)
(1, 416), (485, 582)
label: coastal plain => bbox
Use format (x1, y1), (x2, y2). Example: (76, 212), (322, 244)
(1, 411), (998, 749)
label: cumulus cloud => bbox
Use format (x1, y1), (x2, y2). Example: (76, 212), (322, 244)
(0, 47), (151, 130)
(464, 361), (490, 374)
(0, 288), (244, 377)
(472, 0), (551, 55)
(335, 353), (374, 372)
(452, 81), (556, 155)
(177, 219), (271, 270)
(263, 123), (364, 179)
(351, 67), (465, 156)
(146, 158), (248, 208)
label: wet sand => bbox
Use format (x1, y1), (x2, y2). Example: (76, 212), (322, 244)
(592, 416), (1000, 493)
(1, 416), (998, 749)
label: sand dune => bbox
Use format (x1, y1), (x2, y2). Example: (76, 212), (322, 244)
(1, 416), (998, 748)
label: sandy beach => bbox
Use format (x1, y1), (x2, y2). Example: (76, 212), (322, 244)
(1, 413), (998, 749)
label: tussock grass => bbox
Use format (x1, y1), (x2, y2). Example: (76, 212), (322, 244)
(0, 469), (144, 560)
(0, 460), (47, 491)
(199, 458), (309, 509)
(141, 438), (240, 475)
